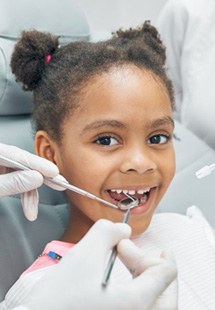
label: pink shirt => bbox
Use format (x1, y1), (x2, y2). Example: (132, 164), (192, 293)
(22, 240), (75, 275)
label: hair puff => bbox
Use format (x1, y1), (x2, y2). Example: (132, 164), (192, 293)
(11, 30), (59, 91)
(113, 21), (166, 65)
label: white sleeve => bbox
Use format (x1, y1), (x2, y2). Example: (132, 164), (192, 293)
(10, 307), (30, 310)
(0, 305), (30, 310)
(156, 0), (188, 120)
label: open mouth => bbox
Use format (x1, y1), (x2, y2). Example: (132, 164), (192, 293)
(107, 188), (152, 209)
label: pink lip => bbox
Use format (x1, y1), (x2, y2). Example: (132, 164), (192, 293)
(105, 186), (158, 214)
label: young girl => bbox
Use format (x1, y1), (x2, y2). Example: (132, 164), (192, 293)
(5, 22), (215, 309)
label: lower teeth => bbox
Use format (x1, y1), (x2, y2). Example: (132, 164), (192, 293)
(140, 194), (147, 204)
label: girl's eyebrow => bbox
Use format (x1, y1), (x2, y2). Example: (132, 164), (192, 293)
(150, 116), (175, 129)
(81, 116), (174, 134)
(82, 120), (126, 133)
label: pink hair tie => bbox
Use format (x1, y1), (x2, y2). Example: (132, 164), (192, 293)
(45, 54), (52, 63)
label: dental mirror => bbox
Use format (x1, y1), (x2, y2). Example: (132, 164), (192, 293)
(117, 196), (139, 210)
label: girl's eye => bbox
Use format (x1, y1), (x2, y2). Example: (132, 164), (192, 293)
(95, 135), (118, 146)
(148, 134), (169, 145)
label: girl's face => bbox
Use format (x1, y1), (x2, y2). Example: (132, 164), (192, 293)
(36, 66), (175, 242)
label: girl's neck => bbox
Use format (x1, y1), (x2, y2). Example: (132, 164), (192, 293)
(60, 207), (94, 244)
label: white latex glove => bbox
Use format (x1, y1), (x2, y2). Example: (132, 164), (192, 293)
(0, 143), (65, 221)
(17, 220), (177, 310)
(118, 239), (178, 309)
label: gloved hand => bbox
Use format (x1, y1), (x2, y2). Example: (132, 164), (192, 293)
(20, 220), (177, 310)
(118, 239), (178, 309)
(0, 143), (65, 221)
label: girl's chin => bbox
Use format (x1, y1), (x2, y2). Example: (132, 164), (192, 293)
(130, 222), (151, 237)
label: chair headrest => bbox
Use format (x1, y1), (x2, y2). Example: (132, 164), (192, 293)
(0, 0), (90, 116)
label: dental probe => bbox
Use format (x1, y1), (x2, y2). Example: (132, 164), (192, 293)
(102, 194), (138, 287)
(0, 155), (138, 211)
(196, 163), (215, 179)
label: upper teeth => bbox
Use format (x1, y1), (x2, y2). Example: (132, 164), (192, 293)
(110, 188), (150, 195)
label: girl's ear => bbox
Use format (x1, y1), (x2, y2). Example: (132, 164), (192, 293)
(34, 130), (59, 165)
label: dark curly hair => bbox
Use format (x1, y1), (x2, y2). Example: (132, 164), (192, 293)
(11, 21), (175, 141)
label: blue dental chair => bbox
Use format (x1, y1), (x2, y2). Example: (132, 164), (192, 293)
(0, 0), (215, 302)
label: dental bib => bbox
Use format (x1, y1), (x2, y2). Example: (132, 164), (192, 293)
(111, 206), (215, 309)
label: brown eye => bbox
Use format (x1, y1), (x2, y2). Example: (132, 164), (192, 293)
(95, 136), (118, 146)
(148, 134), (169, 144)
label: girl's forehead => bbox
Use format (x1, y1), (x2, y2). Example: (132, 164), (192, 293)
(84, 65), (169, 98)
(78, 65), (171, 109)
(90, 65), (156, 83)
(69, 65), (173, 127)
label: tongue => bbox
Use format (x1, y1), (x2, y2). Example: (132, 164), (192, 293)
(109, 192), (125, 201)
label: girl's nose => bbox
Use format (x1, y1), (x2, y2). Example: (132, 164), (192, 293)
(120, 146), (157, 175)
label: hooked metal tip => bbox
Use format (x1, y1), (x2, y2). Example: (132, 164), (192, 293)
(117, 196), (139, 210)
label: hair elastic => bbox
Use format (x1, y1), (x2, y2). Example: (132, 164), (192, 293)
(45, 54), (52, 63)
